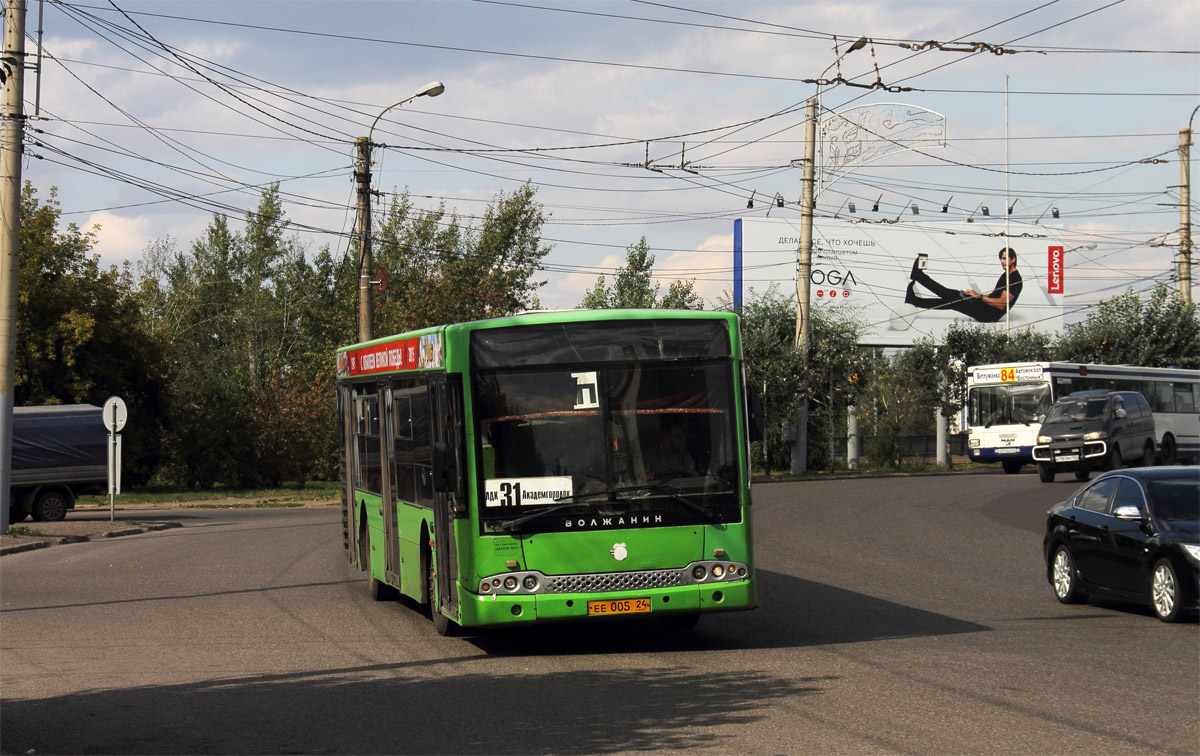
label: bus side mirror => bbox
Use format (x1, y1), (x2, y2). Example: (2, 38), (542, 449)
(748, 391), (764, 442)
(433, 441), (457, 494)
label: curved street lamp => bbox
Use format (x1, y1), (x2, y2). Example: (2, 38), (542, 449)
(367, 81), (445, 145)
(356, 82), (446, 342)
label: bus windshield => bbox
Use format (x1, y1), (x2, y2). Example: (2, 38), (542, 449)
(474, 361), (739, 534)
(968, 383), (1051, 428)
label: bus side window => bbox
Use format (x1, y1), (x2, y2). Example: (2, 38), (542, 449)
(1154, 382), (1175, 413)
(354, 388), (381, 495)
(413, 386), (434, 507)
(1175, 385), (1195, 414)
(392, 385), (416, 503)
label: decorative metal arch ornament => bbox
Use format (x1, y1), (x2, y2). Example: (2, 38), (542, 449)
(819, 103), (947, 192)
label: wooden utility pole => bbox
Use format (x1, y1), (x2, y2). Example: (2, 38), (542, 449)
(355, 136), (374, 343)
(1181, 128), (1192, 304)
(0, 0), (27, 532)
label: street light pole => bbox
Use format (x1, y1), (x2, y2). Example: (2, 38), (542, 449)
(356, 81), (445, 343)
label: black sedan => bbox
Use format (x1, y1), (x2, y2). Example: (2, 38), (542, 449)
(1043, 466), (1199, 622)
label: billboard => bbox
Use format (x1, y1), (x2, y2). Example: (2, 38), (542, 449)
(733, 218), (1066, 346)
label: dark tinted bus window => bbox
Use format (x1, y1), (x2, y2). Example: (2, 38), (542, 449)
(1154, 382), (1174, 413)
(354, 387), (381, 495)
(413, 386), (434, 507)
(471, 320), (731, 368)
(1175, 385), (1195, 414)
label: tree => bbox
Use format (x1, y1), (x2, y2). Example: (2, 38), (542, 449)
(16, 183), (169, 484)
(808, 305), (863, 472)
(860, 341), (942, 468)
(938, 321), (1054, 418)
(375, 184), (551, 332)
(139, 184), (340, 487)
(579, 237), (705, 310)
(735, 286), (864, 472)
(1054, 285), (1199, 369)
(737, 286), (802, 473)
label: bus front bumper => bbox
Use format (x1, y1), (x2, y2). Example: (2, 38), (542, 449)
(459, 579), (756, 627)
(969, 446), (1033, 462)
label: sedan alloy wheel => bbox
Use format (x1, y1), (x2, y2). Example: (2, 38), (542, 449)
(1151, 559), (1182, 623)
(1052, 546), (1085, 604)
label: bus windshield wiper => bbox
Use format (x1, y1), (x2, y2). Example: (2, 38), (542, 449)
(613, 482), (716, 519)
(494, 492), (608, 532)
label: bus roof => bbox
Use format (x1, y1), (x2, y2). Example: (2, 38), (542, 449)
(336, 309), (740, 380)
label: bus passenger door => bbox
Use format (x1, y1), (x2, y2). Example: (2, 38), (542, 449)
(380, 383), (401, 587)
(338, 385), (358, 566)
(430, 374), (464, 618)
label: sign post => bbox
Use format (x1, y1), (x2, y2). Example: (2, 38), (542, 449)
(102, 396), (127, 522)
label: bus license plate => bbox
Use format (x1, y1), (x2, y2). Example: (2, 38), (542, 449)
(1057, 453), (1079, 462)
(587, 598), (651, 616)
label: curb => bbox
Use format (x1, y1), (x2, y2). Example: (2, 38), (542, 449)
(751, 467), (1000, 484)
(0, 522), (182, 556)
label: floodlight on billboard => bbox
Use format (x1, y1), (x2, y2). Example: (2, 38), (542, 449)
(733, 218), (1066, 347)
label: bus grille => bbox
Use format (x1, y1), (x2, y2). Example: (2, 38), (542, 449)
(543, 569), (686, 593)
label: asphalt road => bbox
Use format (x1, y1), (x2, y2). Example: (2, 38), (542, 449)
(1, 473), (1197, 755)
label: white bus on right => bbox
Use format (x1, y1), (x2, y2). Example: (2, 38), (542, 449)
(965, 362), (1199, 474)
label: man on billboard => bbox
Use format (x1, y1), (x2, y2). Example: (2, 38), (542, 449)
(904, 247), (1022, 323)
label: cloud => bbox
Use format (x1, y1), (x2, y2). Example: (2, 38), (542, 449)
(86, 211), (207, 270)
(86, 212), (154, 269)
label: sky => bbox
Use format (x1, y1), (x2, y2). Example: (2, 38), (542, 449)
(13, 0), (1200, 334)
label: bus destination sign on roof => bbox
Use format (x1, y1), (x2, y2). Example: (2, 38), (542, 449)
(972, 365), (1047, 384)
(338, 332), (443, 378)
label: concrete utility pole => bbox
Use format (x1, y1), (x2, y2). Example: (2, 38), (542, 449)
(1181, 128), (1192, 304)
(354, 81), (445, 343)
(355, 136), (374, 343)
(0, 0), (28, 532)
(791, 97), (817, 475)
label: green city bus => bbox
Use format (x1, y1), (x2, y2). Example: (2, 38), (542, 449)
(336, 309), (758, 634)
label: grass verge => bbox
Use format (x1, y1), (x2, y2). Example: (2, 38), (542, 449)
(76, 480), (340, 507)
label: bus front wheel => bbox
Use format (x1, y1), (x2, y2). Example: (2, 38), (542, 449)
(1002, 460), (1023, 475)
(428, 553), (459, 637)
(364, 528), (397, 602)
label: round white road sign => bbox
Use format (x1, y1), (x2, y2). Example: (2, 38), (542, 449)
(103, 396), (127, 432)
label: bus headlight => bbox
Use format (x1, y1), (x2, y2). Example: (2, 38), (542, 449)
(1037, 435), (1052, 444)
(1083, 431), (1107, 441)
(478, 570), (545, 595)
(969, 437), (980, 448)
(686, 561), (748, 584)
